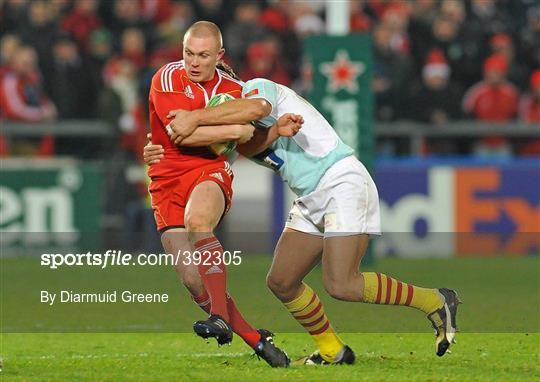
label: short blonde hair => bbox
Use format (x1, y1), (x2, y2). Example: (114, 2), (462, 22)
(184, 21), (223, 49)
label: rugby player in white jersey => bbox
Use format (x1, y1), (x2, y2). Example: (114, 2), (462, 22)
(146, 78), (460, 364)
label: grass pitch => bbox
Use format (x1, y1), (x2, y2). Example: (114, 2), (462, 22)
(1, 257), (539, 381)
(1, 332), (538, 381)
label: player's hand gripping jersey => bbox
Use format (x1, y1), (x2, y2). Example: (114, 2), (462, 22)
(148, 60), (243, 230)
(243, 78), (354, 197)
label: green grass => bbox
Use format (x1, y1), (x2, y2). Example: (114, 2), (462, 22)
(1, 257), (539, 380)
(1, 333), (538, 381)
(2, 257), (539, 332)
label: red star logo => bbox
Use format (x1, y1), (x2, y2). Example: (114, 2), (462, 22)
(320, 50), (365, 94)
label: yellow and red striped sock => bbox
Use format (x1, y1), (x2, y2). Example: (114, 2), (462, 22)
(362, 272), (443, 313)
(284, 284), (344, 362)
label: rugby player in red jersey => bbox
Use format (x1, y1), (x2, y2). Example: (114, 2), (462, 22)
(148, 21), (291, 367)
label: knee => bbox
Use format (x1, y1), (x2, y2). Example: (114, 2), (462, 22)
(323, 277), (352, 301)
(266, 273), (298, 301)
(185, 213), (213, 233)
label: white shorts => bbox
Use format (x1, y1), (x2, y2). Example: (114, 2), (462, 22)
(284, 156), (381, 237)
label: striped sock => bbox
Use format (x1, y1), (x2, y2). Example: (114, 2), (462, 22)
(284, 284), (344, 363)
(362, 272), (443, 314)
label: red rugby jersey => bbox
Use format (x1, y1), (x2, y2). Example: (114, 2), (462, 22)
(148, 59), (243, 178)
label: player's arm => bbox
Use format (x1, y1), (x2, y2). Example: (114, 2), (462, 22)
(175, 98), (270, 125)
(167, 99), (270, 144)
(168, 78), (279, 145)
(145, 114), (300, 164)
(143, 122), (254, 165)
(181, 124), (254, 146)
(237, 113), (303, 157)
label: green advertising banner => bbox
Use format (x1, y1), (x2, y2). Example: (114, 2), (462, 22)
(0, 160), (103, 252)
(304, 35), (374, 170)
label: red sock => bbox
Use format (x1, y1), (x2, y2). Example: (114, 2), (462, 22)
(195, 236), (229, 320)
(192, 291), (211, 314)
(226, 293), (261, 348)
(192, 291), (261, 348)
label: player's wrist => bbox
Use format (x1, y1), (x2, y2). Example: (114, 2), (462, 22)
(191, 109), (204, 126)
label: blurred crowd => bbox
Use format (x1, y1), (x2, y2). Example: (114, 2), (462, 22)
(0, 0), (539, 158)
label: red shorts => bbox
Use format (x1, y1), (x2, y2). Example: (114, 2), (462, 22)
(149, 161), (234, 232)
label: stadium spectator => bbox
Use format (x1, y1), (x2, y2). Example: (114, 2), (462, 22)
(463, 54), (519, 156)
(408, 50), (462, 125)
(463, 54), (519, 121)
(380, 3), (410, 55)
(61, 0), (102, 53)
(103, 28), (147, 86)
(240, 41), (291, 87)
(0, 34), (21, 76)
(520, 6), (540, 70)
(16, 0), (59, 76)
(139, 0), (172, 24)
(414, 14), (474, 88)
(466, 0), (514, 37)
(224, 2), (266, 68)
(108, 0), (155, 46)
(50, 0), (71, 17)
(1, 0), (29, 35)
(0, 33), (22, 156)
(191, 0), (230, 28)
(0, 45), (56, 156)
(48, 36), (95, 119)
(368, 0), (406, 20)
(372, 22), (413, 121)
(84, 28), (113, 116)
(259, 0), (301, 80)
(98, 58), (139, 138)
(0, 0), (537, 158)
(489, 33), (527, 89)
(350, 0), (373, 32)
(408, 0), (438, 62)
(118, 27), (147, 70)
(519, 70), (540, 124)
(260, 0), (291, 34)
(157, 0), (194, 46)
(0, 45), (56, 122)
(440, 0), (466, 26)
(289, 2), (325, 40)
(518, 70), (540, 155)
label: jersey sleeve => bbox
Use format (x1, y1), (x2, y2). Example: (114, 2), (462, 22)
(242, 78), (278, 129)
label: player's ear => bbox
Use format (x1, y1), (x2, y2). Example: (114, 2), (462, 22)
(217, 48), (225, 61)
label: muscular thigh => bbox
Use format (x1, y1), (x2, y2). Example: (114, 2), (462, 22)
(268, 228), (324, 285)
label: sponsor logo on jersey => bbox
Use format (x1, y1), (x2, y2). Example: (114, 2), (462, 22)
(184, 85), (194, 99)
